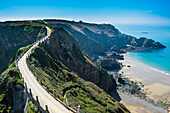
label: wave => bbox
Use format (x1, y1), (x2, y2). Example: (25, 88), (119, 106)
(128, 53), (170, 76)
(149, 67), (170, 76)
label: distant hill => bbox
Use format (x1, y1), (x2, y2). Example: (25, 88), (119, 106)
(44, 19), (165, 57)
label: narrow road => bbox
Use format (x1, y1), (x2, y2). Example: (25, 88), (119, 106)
(18, 27), (72, 113)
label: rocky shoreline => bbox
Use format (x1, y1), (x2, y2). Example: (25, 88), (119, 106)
(113, 53), (170, 112)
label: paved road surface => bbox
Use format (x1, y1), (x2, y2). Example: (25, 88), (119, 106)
(18, 27), (72, 113)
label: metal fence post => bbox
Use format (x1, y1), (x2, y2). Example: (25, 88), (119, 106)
(25, 83), (27, 90)
(53, 89), (55, 97)
(63, 97), (67, 106)
(29, 88), (32, 96)
(36, 96), (39, 105)
(45, 105), (49, 113)
(77, 105), (80, 113)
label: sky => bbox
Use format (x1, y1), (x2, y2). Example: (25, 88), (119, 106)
(0, 0), (170, 26)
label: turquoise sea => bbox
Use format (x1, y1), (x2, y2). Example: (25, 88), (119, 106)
(116, 25), (170, 74)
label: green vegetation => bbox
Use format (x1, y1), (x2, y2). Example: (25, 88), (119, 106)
(0, 21), (130, 112)
(24, 25), (34, 33)
(0, 62), (23, 112)
(16, 44), (32, 59)
(27, 98), (41, 113)
(0, 21), (48, 74)
(0, 44), (41, 113)
(27, 46), (129, 113)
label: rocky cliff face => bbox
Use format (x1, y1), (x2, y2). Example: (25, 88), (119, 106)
(0, 20), (165, 74)
(41, 27), (116, 93)
(44, 19), (165, 56)
(0, 21), (47, 74)
(11, 84), (27, 113)
(43, 19), (165, 72)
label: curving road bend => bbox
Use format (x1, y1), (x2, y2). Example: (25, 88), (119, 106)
(18, 27), (72, 113)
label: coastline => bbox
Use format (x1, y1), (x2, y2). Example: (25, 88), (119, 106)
(119, 91), (166, 113)
(118, 52), (170, 112)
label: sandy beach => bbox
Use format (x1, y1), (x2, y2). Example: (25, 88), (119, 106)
(119, 91), (166, 113)
(119, 53), (170, 112)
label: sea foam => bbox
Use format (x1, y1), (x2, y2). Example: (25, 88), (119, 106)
(149, 67), (170, 76)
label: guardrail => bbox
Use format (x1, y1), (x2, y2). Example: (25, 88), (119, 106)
(16, 34), (80, 113)
(24, 82), (48, 113)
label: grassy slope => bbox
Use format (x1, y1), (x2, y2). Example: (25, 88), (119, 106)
(26, 98), (41, 113)
(0, 62), (23, 113)
(0, 21), (50, 112)
(0, 21), (129, 112)
(27, 46), (129, 113)
(0, 21), (47, 74)
(0, 23), (45, 112)
(0, 44), (43, 113)
(0, 42), (31, 112)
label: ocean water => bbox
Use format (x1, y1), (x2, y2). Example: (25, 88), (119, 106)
(115, 25), (170, 74)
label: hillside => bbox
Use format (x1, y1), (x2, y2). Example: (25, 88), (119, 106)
(43, 19), (165, 71)
(0, 21), (130, 113)
(0, 45), (40, 113)
(26, 26), (129, 112)
(0, 20), (165, 73)
(44, 19), (165, 57)
(0, 21), (47, 74)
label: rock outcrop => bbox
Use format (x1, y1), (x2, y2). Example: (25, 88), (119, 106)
(106, 51), (124, 60)
(0, 65), (26, 113)
(100, 59), (122, 70)
(95, 55), (123, 71)
(11, 84), (27, 113)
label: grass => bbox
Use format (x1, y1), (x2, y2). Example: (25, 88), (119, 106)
(24, 25), (34, 33)
(0, 63), (23, 112)
(16, 44), (33, 59)
(0, 22), (50, 112)
(27, 98), (41, 113)
(27, 46), (129, 113)
(0, 22), (48, 74)
(0, 44), (37, 112)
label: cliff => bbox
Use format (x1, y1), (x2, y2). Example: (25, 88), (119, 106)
(27, 26), (129, 112)
(0, 21), (47, 74)
(44, 19), (165, 55)
(43, 19), (165, 71)
(43, 27), (116, 92)
(0, 20), (165, 73)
